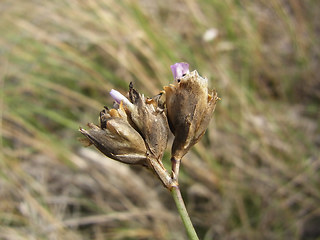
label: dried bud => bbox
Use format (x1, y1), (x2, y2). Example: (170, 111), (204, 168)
(164, 63), (219, 160)
(79, 103), (148, 165)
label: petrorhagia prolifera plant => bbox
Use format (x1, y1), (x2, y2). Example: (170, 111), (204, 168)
(80, 63), (219, 240)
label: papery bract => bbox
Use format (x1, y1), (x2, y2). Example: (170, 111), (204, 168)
(128, 84), (169, 161)
(80, 103), (147, 165)
(164, 69), (219, 161)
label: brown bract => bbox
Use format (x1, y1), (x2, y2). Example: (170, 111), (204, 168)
(164, 70), (219, 160)
(79, 102), (148, 166)
(128, 84), (169, 161)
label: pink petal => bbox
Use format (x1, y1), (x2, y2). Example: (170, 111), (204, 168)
(170, 62), (190, 80)
(110, 89), (133, 109)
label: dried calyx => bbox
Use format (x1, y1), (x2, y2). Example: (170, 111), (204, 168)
(80, 63), (219, 188)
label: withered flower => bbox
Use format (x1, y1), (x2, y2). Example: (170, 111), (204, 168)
(80, 83), (172, 188)
(164, 63), (219, 167)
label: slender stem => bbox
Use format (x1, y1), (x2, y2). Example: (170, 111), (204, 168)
(171, 156), (181, 182)
(171, 186), (200, 240)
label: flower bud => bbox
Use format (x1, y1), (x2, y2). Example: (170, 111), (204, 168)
(164, 63), (219, 160)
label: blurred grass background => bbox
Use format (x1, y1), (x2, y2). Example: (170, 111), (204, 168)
(0, 0), (319, 239)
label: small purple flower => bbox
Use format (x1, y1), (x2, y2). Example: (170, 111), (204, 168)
(110, 89), (133, 109)
(170, 62), (190, 80)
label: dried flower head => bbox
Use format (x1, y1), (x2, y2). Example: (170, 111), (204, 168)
(80, 63), (219, 187)
(164, 63), (219, 161)
(80, 83), (172, 188)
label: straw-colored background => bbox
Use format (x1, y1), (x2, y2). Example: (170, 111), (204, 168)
(1, 0), (319, 239)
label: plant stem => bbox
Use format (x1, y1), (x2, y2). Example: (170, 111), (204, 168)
(171, 156), (181, 182)
(171, 185), (200, 240)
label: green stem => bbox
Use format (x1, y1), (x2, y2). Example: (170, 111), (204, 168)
(171, 186), (200, 240)
(171, 156), (181, 182)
